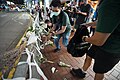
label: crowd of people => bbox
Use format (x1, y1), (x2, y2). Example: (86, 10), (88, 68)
(44, 0), (98, 51)
(35, 0), (120, 80)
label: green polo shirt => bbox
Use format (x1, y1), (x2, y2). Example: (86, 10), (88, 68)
(96, 0), (120, 54)
(52, 11), (71, 33)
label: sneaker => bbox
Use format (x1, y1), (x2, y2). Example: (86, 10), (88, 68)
(70, 68), (86, 78)
(54, 48), (60, 52)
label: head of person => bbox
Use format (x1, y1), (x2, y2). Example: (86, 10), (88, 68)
(50, 0), (61, 16)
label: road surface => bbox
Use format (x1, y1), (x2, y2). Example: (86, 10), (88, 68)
(0, 12), (31, 54)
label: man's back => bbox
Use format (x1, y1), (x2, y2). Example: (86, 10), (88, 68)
(96, 0), (120, 53)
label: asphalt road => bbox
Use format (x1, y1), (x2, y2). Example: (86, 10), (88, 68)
(0, 12), (31, 54)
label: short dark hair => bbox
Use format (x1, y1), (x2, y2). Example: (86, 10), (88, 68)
(50, 0), (61, 8)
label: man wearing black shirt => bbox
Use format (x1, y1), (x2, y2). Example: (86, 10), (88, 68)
(74, 0), (91, 29)
(49, 0), (71, 52)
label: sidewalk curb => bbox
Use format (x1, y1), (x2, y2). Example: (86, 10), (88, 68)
(0, 13), (32, 80)
(7, 14), (32, 79)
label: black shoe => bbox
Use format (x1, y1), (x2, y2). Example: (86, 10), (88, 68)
(54, 48), (60, 52)
(70, 68), (86, 78)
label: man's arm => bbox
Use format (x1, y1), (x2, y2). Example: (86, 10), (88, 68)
(81, 21), (97, 28)
(54, 26), (66, 35)
(82, 20), (111, 46)
(85, 31), (111, 46)
(76, 11), (87, 16)
(50, 24), (56, 32)
(47, 24), (56, 40)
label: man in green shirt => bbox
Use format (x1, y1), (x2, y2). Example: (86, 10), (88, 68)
(71, 0), (120, 80)
(49, 0), (71, 52)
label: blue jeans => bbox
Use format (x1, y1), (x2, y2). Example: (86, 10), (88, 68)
(54, 31), (71, 49)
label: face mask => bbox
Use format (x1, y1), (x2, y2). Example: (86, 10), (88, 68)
(53, 10), (60, 16)
(50, 12), (54, 18)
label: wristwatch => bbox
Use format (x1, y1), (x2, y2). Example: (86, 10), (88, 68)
(82, 36), (88, 42)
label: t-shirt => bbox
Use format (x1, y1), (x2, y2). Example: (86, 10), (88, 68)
(76, 4), (91, 25)
(52, 11), (71, 33)
(96, 0), (120, 54)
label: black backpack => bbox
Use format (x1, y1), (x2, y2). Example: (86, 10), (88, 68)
(67, 25), (91, 57)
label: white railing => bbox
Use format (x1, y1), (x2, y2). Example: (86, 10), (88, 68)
(3, 12), (52, 80)
(24, 12), (50, 80)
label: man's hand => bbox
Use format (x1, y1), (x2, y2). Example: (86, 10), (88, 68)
(47, 32), (53, 40)
(51, 31), (55, 35)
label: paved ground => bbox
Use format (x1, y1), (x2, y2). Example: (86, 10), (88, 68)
(0, 12), (31, 54)
(40, 32), (120, 80)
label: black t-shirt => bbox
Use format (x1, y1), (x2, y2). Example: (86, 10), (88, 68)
(76, 4), (91, 25)
(96, 0), (120, 54)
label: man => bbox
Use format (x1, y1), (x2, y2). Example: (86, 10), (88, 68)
(74, 0), (91, 29)
(49, 0), (71, 52)
(71, 0), (120, 80)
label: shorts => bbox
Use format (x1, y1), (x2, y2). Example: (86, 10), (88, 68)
(87, 45), (120, 73)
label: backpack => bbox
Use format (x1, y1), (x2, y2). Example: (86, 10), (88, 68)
(67, 25), (91, 57)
